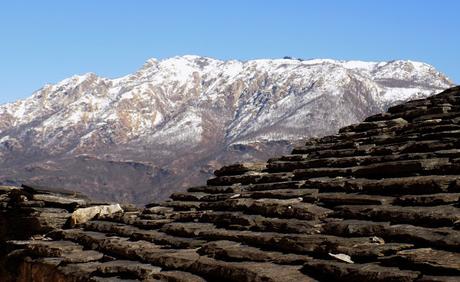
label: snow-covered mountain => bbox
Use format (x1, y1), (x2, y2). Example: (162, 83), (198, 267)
(0, 56), (453, 203)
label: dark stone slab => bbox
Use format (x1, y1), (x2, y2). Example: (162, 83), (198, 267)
(190, 257), (314, 282)
(214, 163), (267, 177)
(318, 193), (394, 206)
(323, 219), (460, 251)
(198, 240), (312, 264)
(202, 198), (333, 220)
(334, 204), (460, 227)
(303, 175), (458, 195)
(302, 259), (420, 282)
(395, 193), (460, 206)
(382, 248), (460, 275)
(207, 172), (294, 186)
(21, 184), (89, 199)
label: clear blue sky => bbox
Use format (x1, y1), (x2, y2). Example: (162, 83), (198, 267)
(0, 0), (459, 104)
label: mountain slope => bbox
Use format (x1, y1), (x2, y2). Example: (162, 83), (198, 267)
(0, 56), (453, 203)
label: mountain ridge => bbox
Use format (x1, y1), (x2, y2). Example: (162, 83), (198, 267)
(0, 56), (454, 203)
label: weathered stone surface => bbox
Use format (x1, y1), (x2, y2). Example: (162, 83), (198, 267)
(339, 118), (409, 133)
(70, 204), (123, 226)
(335, 205), (460, 227)
(417, 275), (460, 282)
(187, 184), (242, 194)
(157, 222), (411, 259)
(21, 208), (71, 234)
(322, 220), (460, 251)
(151, 270), (207, 282)
(384, 225), (460, 250)
(63, 250), (105, 263)
(198, 240), (312, 264)
(95, 260), (162, 279)
(203, 198), (333, 220)
(83, 220), (141, 237)
(131, 229), (206, 249)
(351, 158), (450, 178)
(291, 140), (358, 154)
(294, 167), (352, 179)
(22, 184), (88, 199)
(303, 175), (458, 195)
(214, 162), (268, 176)
(395, 193), (460, 206)
(174, 210), (321, 234)
(160, 201), (203, 211)
(18, 258), (88, 282)
(302, 259), (420, 282)
(132, 218), (173, 229)
(170, 192), (235, 202)
(89, 277), (139, 282)
(32, 194), (87, 208)
(268, 153), (439, 172)
(317, 193), (394, 206)
(56, 261), (103, 280)
(295, 147), (371, 158)
(0, 186), (18, 194)
(22, 240), (84, 257)
(207, 172), (294, 186)
(386, 248), (460, 275)
(190, 257), (314, 282)
(322, 220), (391, 237)
(240, 181), (304, 192)
(247, 188), (318, 200)
(143, 206), (174, 215)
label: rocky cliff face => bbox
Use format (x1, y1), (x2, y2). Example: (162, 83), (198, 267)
(0, 56), (453, 203)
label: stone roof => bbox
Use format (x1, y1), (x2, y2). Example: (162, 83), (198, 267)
(2, 86), (460, 281)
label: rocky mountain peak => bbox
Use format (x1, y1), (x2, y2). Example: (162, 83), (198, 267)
(0, 56), (454, 203)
